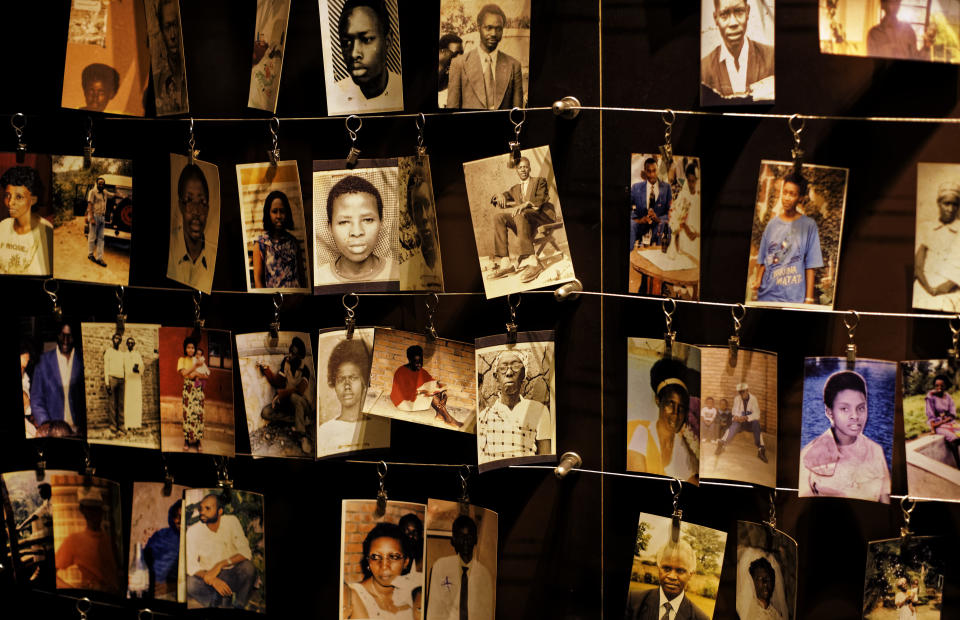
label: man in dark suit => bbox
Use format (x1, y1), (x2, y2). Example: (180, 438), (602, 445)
(30, 323), (85, 437)
(629, 157), (672, 250)
(700, 0), (774, 104)
(490, 156), (555, 283)
(446, 4), (523, 110)
(625, 540), (708, 620)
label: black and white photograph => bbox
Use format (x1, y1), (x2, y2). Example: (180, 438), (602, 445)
(913, 163), (960, 312)
(20, 317), (85, 440)
(439, 0), (530, 109)
(316, 328), (391, 458)
(736, 520), (797, 620)
(313, 159), (400, 294)
(127, 481), (187, 601)
(475, 331), (555, 472)
(863, 535), (945, 618)
(143, 0), (189, 115)
(423, 498), (497, 620)
(340, 499), (426, 620)
(237, 331), (317, 458)
(398, 156), (444, 291)
(463, 146), (576, 299)
(82, 322), (161, 450)
(0, 153), (54, 276)
(167, 154), (221, 294)
(248, 0), (292, 112)
(700, 0), (775, 105)
(318, 0), (404, 115)
(628, 153), (701, 300)
(625, 512), (727, 620)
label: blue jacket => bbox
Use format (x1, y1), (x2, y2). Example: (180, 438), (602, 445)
(30, 348), (85, 430)
(630, 180), (672, 223)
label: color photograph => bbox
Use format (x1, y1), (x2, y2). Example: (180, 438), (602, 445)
(143, 0), (189, 115)
(912, 163), (960, 312)
(863, 535), (945, 619)
(701, 0), (775, 105)
(0, 153), (54, 276)
(127, 481), (187, 601)
(167, 154), (221, 293)
(249, 0), (292, 112)
(398, 156), (444, 291)
(20, 317), (85, 440)
(736, 520), (797, 620)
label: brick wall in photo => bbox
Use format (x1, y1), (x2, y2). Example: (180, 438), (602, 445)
(701, 348), (777, 434)
(82, 323), (160, 429)
(342, 500), (425, 585)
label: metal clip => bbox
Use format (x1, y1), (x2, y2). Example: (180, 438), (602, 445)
(76, 597), (92, 620)
(789, 114), (805, 170)
(267, 116), (280, 165)
(459, 464), (471, 509)
(425, 292), (439, 341)
(161, 454), (174, 496)
(844, 310), (859, 366)
(659, 109), (675, 167)
(115, 286), (126, 334)
(505, 293), (521, 342)
(35, 447), (45, 481)
(551, 96), (582, 119)
(729, 303), (745, 365)
(900, 495), (916, 539)
(345, 115), (362, 168)
(508, 107), (525, 165)
(415, 113), (427, 160)
(43, 279), (62, 322)
(82, 443), (95, 486)
(764, 489), (778, 550)
(215, 456), (233, 489)
(83, 116), (95, 168)
(554, 451), (582, 479)
(187, 117), (199, 163)
(663, 298), (677, 357)
(11, 113), (26, 163)
(670, 478), (683, 542)
(375, 461), (388, 517)
(268, 293), (283, 347)
(343, 293), (358, 339)
(948, 315), (960, 363)
(194, 291), (205, 328)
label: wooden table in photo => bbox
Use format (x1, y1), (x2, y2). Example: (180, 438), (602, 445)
(629, 247), (699, 298)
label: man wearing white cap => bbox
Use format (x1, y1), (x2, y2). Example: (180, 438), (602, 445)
(55, 486), (119, 593)
(914, 181), (960, 311)
(715, 382), (767, 463)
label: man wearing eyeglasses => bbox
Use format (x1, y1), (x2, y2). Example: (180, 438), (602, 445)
(426, 515), (493, 620)
(167, 162), (214, 293)
(701, 0), (774, 103)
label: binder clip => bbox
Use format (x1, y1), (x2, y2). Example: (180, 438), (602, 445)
(415, 113), (427, 161)
(663, 298), (677, 358)
(508, 107), (525, 166)
(658, 109), (675, 168)
(345, 115), (362, 169)
(43, 279), (62, 322)
(193, 291), (205, 329)
(375, 461), (388, 517)
(729, 304), (745, 366)
(670, 478), (683, 542)
(161, 455), (174, 496)
(82, 443), (96, 487)
(505, 294), (520, 343)
(267, 117), (280, 166)
(343, 293), (358, 339)
(789, 114), (805, 171)
(844, 310), (858, 366)
(268, 293), (283, 348)
(187, 117), (199, 164)
(215, 456), (233, 489)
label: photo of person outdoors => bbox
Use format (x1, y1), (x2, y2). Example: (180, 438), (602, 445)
(313, 160), (400, 293)
(863, 535), (945, 619)
(167, 154), (221, 294)
(745, 161), (848, 309)
(248, 0), (292, 112)
(182, 488), (266, 613)
(237, 161), (310, 293)
(21, 317), (86, 439)
(340, 499), (426, 620)
(127, 481), (187, 601)
(626, 512), (727, 620)
(237, 331), (317, 458)
(159, 327), (235, 456)
(398, 156), (444, 291)
(626, 338), (701, 483)
(736, 520), (797, 620)
(700, 0), (775, 105)
(913, 164), (960, 312)
(316, 328), (391, 458)
(0, 154), (54, 276)
(144, 0), (189, 115)
(799, 358), (896, 503)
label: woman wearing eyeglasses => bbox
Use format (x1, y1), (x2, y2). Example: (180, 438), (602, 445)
(343, 522), (414, 619)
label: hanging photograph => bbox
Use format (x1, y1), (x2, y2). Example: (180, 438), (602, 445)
(143, 0), (189, 115)
(913, 163), (960, 312)
(398, 155), (444, 291)
(900, 359), (960, 501)
(316, 328), (391, 458)
(799, 357), (896, 503)
(463, 146), (576, 299)
(365, 328), (477, 433)
(698, 346), (777, 488)
(745, 161), (849, 309)
(52, 155), (133, 285)
(863, 535), (945, 618)
(475, 331), (556, 472)
(167, 154), (221, 294)
(20, 317), (85, 439)
(52, 473), (124, 595)
(182, 488), (266, 613)
(61, 0), (150, 115)
(237, 160), (310, 293)
(159, 327), (235, 456)
(237, 331), (317, 458)
(318, 0), (404, 115)
(0, 153), (54, 276)
(821, 0), (960, 64)
(628, 153), (701, 300)
(700, 0), (775, 105)
(736, 520), (797, 620)
(626, 338), (701, 483)
(340, 499), (426, 620)
(313, 159), (400, 293)
(423, 498), (497, 620)
(438, 0), (529, 109)
(625, 512), (727, 620)
(248, 0), (291, 112)
(82, 322), (161, 450)
(127, 481), (187, 601)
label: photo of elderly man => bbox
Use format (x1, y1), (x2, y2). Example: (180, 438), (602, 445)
(700, 0), (775, 105)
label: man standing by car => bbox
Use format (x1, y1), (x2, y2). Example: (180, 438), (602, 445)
(86, 176), (113, 267)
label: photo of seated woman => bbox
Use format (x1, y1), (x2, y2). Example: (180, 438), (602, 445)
(312, 160), (400, 294)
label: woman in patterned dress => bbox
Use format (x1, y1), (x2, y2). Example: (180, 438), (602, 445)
(252, 190), (305, 289)
(178, 337), (206, 452)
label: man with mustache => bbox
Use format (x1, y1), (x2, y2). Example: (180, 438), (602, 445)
(625, 540), (708, 620)
(185, 493), (257, 609)
(446, 3), (524, 110)
(701, 0), (774, 103)
(333, 0), (402, 113)
(167, 163), (214, 292)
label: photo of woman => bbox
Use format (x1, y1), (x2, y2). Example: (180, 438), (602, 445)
(253, 190), (305, 289)
(178, 337), (207, 452)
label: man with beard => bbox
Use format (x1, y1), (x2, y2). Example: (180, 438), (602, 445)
(478, 349), (551, 463)
(447, 3), (523, 109)
(102, 332), (126, 434)
(333, 0), (403, 113)
(86, 177), (114, 267)
(740, 557), (783, 619)
(185, 493), (256, 609)
(31, 323), (85, 437)
(390, 345), (462, 427)
(152, 0), (188, 114)
(914, 181), (960, 311)
(426, 515), (494, 620)
(701, 0), (774, 104)
(167, 163), (213, 292)
(257, 336), (314, 455)
(625, 539), (708, 620)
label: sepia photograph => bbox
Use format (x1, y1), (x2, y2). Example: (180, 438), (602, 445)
(863, 535), (945, 619)
(626, 338), (701, 483)
(183, 488), (265, 613)
(701, 0), (775, 105)
(237, 160), (310, 293)
(159, 327), (235, 456)
(625, 512), (727, 620)
(821, 0), (960, 64)
(913, 163), (960, 312)
(318, 0), (404, 115)
(20, 316), (85, 440)
(398, 156), (444, 291)
(900, 359), (960, 501)
(366, 328), (477, 433)
(628, 153), (701, 300)
(62, 0), (150, 115)
(736, 520), (797, 620)
(423, 498), (497, 620)
(249, 0), (291, 112)
(0, 153), (54, 276)
(475, 331), (555, 472)
(745, 161), (849, 309)
(143, 0), (189, 115)
(313, 159), (400, 294)
(167, 154), (221, 293)
(127, 481), (187, 601)
(698, 346), (777, 488)
(237, 331), (317, 458)
(82, 322), (161, 450)
(799, 357), (896, 503)
(316, 328), (391, 458)
(340, 499), (426, 620)
(463, 146), (576, 299)
(52, 155), (133, 285)
(439, 0), (529, 109)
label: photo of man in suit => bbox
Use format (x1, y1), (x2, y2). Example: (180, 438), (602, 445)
(625, 540), (709, 620)
(700, 0), (774, 105)
(446, 3), (523, 110)
(629, 157), (672, 251)
(30, 323), (85, 438)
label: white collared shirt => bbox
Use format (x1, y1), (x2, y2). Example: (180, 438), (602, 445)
(332, 70), (403, 114)
(658, 588), (687, 620)
(56, 348), (75, 428)
(519, 178), (529, 199)
(167, 224), (214, 293)
(719, 36), (751, 94)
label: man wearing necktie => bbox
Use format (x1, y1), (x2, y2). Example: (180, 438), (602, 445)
(426, 515), (494, 620)
(445, 4), (524, 110)
(629, 157), (672, 251)
(624, 540), (708, 620)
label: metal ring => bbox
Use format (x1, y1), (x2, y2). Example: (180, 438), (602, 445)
(662, 297), (677, 317)
(10, 112), (26, 131)
(345, 114), (363, 135)
(900, 494), (916, 515)
(273, 292), (283, 311)
(950, 314), (960, 336)
(669, 477), (682, 499)
(425, 291), (439, 312)
(661, 109), (676, 127)
(342, 292), (359, 312)
(85, 115), (94, 135)
(377, 460), (388, 478)
(459, 464), (471, 483)
(416, 112), (426, 140)
(116, 285), (124, 304)
(843, 310), (859, 333)
(76, 597), (92, 615)
(788, 114), (805, 137)
(269, 116), (280, 136)
(138, 609), (155, 620)
(731, 303), (746, 323)
(507, 292), (522, 311)
(42, 278), (59, 296)
(509, 107), (526, 127)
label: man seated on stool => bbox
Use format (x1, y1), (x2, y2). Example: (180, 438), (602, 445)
(715, 382), (768, 463)
(185, 493), (256, 609)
